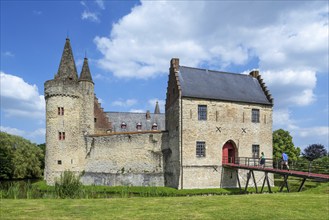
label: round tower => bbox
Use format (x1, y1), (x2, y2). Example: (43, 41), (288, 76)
(44, 38), (84, 185)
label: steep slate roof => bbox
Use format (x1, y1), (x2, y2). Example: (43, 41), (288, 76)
(55, 38), (78, 81)
(106, 112), (165, 132)
(79, 58), (93, 82)
(178, 66), (272, 105)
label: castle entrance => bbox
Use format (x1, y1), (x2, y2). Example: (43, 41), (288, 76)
(222, 141), (236, 164)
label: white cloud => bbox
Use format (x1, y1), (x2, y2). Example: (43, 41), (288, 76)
(0, 72), (45, 119)
(129, 109), (144, 113)
(0, 126), (26, 137)
(298, 126), (329, 138)
(0, 126), (45, 142)
(95, 0), (105, 10)
(273, 108), (329, 149)
(262, 69), (317, 107)
(112, 99), (137, 107)
(95, 1), (327, 79)
(81, 10), (100, 23)
(94, 0), (327, 114)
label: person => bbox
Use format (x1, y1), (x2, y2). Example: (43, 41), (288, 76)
(259, 152), (265, 168)
(282, 152), (289, 170)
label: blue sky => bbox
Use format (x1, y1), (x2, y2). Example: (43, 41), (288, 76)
(1, 1), (328, 151)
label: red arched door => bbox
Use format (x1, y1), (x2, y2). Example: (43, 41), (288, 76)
(222, 142), (235, 164)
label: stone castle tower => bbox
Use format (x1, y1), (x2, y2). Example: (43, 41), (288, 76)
(44, 38), (95, 183)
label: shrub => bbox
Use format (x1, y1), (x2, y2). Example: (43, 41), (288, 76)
(55, 171), (82, 199)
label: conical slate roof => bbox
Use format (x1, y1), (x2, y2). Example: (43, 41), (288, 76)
(55, 38), (78, 80)
(154, 101), (160, 114)
(79, 57), (93, 82)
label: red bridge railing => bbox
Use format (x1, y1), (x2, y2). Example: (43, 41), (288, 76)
(223, 156), (329, 175)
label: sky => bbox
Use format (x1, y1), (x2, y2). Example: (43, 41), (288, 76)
(0, 0), (328, 151)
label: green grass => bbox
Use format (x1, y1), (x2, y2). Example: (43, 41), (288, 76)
(1, 186), (328, 220)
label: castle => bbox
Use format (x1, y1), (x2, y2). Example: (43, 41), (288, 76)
(44, 38), (274, 189)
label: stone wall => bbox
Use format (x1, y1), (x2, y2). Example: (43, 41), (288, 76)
(180, 98), (273, 189)
(164, 99), (181, 188)
(81, 132), (168, 186)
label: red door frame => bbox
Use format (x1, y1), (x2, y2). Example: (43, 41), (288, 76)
(222, 141), (236, 164)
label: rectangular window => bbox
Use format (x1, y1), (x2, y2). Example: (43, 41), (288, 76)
(58, 132), (65, 140)
(58, 107), (64, 115)
(198, 105), (207, 120)
(57, 160), (62, 165)
(252, 109), (260, 123)
(252, 145), (259, 158)
(196, 141), (206, 157)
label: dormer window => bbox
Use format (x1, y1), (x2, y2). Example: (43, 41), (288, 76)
(152, 123), (158, 130)
(121, 122), (127, 130)
(136, 123), (142, 131)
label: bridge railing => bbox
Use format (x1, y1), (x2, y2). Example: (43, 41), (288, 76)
(223, 156), (329, 174)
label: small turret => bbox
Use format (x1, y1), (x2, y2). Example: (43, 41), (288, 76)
(79, 58), (93, 83)
(55, 38), (78, 81)
(154, 101), (160, 114)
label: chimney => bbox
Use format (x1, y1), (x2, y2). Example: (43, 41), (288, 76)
(146, 110), (151, 120)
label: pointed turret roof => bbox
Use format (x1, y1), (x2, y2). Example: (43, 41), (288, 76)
(154, 101), (160, 114)
(55, 38), (78, 81)
(79, 57), (93, 83)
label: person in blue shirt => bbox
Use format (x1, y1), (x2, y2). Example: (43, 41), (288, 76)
(282, 152), (289, 170)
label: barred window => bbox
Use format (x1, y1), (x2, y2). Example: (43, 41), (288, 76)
(196, 141), (206, 157)
(198, 105), (207, 120)
(252, 109), (260, 123)
(252, 145), (259, 158)
(58, 132), (65, 140)
(58, 107), (64, 115)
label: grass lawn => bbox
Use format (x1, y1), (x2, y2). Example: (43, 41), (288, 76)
(1, 184), (328, 220)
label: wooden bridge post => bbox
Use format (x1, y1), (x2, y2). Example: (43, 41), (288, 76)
(298, 178), (307, 192)
(280, 174), (290, 192)
(261, 172), (272, 193)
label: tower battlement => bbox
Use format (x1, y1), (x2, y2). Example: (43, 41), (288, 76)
(44, 79), (81, 99)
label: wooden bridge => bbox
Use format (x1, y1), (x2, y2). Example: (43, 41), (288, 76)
(222, 157), (329, 193)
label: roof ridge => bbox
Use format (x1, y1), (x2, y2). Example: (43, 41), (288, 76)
(180, 65), (246, 76)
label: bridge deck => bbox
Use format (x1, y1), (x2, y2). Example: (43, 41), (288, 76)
(223, 163), (329, 181)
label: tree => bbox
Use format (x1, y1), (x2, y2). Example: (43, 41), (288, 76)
(0, 132), (44, 180)
(273, 129), (301, 161)
(302, 144), (328, 161)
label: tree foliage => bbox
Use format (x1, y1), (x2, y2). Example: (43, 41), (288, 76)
(273, 129), (301, 161)
(0, 132), (44, 180)
(302, 144), (328, 161)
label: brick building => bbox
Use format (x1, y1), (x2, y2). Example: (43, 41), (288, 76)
(44, 38), (273, 189)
